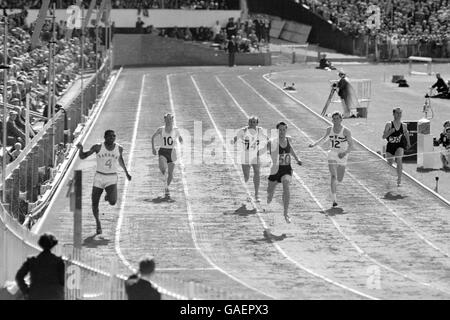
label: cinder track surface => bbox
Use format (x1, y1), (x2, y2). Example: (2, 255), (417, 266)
(40, 66), (450, 299)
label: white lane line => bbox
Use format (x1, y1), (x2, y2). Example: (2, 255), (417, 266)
(166, 74), (274, 299)
(193, 75), (377, 300)
(114, 74), (186, 300)
(115, 74), (146, 272)
(238, 75), (450, 295)
(261, 73), (450, 259)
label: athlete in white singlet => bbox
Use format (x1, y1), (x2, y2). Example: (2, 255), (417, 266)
(151, 113), (183, 198)
(231, 115), (267, 202)
(309, 111), (353, 207)
(77, 130), (132, 234)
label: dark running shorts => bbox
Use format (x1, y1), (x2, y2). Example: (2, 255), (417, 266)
(386, 141), (407, 156)
(158, 148), (174, 163)
(268, 166), (292, 183)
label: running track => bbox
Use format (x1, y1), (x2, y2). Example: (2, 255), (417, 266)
(38, 67), (450, 299)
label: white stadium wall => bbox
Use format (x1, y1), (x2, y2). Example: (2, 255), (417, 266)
(20, 9), (242, 28)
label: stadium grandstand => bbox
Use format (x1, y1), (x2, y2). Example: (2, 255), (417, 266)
(2, 0), (450, 306)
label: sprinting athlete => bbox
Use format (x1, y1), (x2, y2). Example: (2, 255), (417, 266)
(264, 121), (302, 240)
(309, 111), (353, 207)
(151, 113), (183, 198)
(77, 130), (132, 235)
(231, 115), (267, 202)
(382, 107), (411, 186)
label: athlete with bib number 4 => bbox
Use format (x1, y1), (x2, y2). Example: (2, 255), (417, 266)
(77, 130), (132, 235)
(152, 113), (183, 198)
(309, 111), (354, 208)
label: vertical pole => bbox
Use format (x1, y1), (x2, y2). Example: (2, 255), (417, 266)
(80, 6), (85, 122)
(73, 170), (82, 249)
(2, 17), (9, 204)
(51, 3), (57, 166)
(25, 94), (30, 146)
(95, 5), (99, 101)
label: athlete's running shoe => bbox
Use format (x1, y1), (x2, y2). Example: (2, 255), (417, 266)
(263, 229), (272, 239)
(284, 213), (291, 224)
(164, 188), (170, 198)
(96, 227), (102, 235)
(332, 201), (338, 207)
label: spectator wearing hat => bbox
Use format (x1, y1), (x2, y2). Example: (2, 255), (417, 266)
(227, 35), (238, 67)
(6, 111), (26, 146)
(15, 233), (65, 300)
(125, 257), (161, 300)
(429, 73), (449, 98)
(438, 121), (450, 169)
(317, 53), (336, 70)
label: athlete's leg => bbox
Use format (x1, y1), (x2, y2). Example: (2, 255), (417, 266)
(241, 164), (250, 182)
(104, 184), (118, 206)
(337, 165), (346, 183)
(395, 147), (404, 185)
(267, 179), (278, 204)
(386, 151), (395, 166)
(159, 155), (169, 191)
(328, 161), (338, 205)
(167, 162), (175, 187)
(91, 186), (103, 233)
(159, 155), (168, 175)
(252, 164), (261, 200)
(281, 176), (291, 223)
(264, 179), (278, 237)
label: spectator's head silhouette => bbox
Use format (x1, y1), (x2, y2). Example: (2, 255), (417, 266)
(139, 257), (155, 276)
(38, 233), (58, 251)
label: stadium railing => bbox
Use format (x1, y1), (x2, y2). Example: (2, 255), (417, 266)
(2, 49), (113, 226)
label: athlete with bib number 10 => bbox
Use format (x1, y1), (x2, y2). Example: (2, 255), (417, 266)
(151, 113), (183, 198)
(77, 130), (132, 235)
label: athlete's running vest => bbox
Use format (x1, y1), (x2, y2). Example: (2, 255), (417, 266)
(96, 143), (120, 174)
(329, 126), (348, 152)
(386, 121), (405, 144)
(161, 127), (178, 149)
(271, 138), (292, 166)
(241, 126), (263, 151)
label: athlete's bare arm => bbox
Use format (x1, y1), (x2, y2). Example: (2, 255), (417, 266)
(230, 128), (243, 144)
(77, 143), (100, 159)
(151, 127), (162, 155)
(288, 139), (302, 165)
(402, 123), (411, 149)
(309, 127), (331, 148)
(382, 122), (395, 139)
(118, 146), (132, 181)
(339, 128), (353, 159)
(176, 128), (183, 144)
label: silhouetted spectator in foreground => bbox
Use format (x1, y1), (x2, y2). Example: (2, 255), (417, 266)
(15, 233), (65, 300)
(125, 257), (161, 300)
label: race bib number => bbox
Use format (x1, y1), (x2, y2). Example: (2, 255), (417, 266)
(388, 136), (402, 143)
(163, 136), (174, 146)
(105, 159), (112, 169)
(279, 153), (291, 165)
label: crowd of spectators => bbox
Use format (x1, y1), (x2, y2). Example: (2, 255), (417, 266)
(301, 0), (450, 43)
(0, 0), (237, 10)
(0, 9), (97, 162)
(155, 15), (271, 54)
